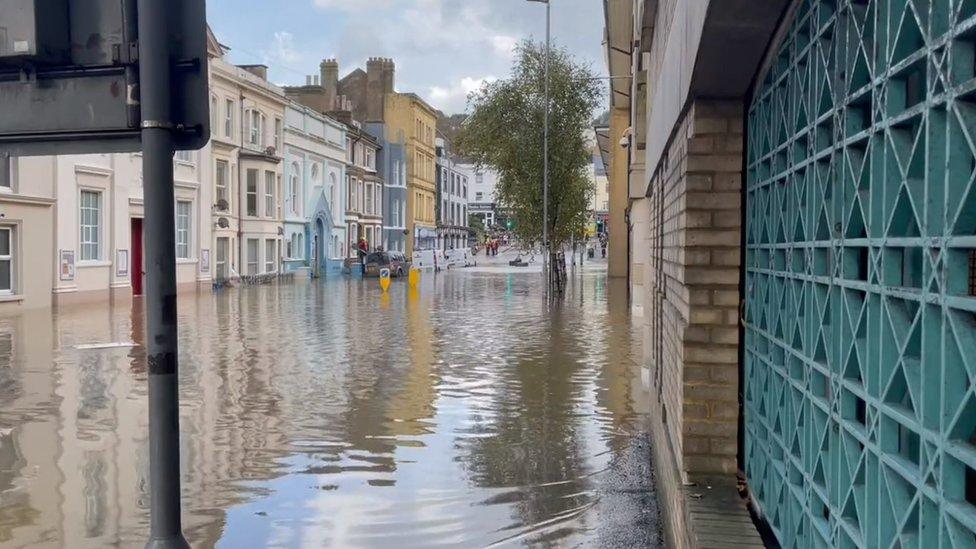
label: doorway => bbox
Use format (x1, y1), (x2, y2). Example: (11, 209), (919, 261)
(131, 218), (144, 296)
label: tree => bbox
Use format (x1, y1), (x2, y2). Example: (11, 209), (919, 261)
(457, 41), (602, 256)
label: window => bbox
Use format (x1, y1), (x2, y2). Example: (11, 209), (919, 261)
(274, 118), (282, 150)
(246, 169), (258, 217)
(176, 201), (191, 259)
(476, 192), (484, 201)
(265, 171), (275, 218)
(346, 138), (353, 162)
(348, 178), (356, 213)
(358, 180), (364, 212)
(174, 149), (193, 163)
(329, 175), (337, 219)
(247, 239), (259, 275)
(215, 160), (229, 208)
(248, 110), (259, 145)
(366, 148), (375, 169)
(286, 237), (292, 259)
(392, 198), (400, 226)
(331, 235), (338, 258)
(392, 160), (401, 186)
(290, 172), (299, 216)
(366, 184), (374, 215)
(265, 239), (276, 273)
(0, 227), (13, 294)
(80, 190), (101, 261)
(476, 173), (484, 184)
(210, 94), (218, 132)
(224, 99), (234, 138)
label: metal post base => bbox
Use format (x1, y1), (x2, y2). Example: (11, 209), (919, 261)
(146, 536), (190, 549)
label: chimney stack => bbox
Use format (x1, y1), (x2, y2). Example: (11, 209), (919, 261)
(239, 64), (268, 80)
(320, 58), (339, 110)
(382, 58), (395, 94)
(366, 57), (387, 122)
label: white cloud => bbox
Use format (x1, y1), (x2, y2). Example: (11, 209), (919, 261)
(490, 35), (519, 60)
(262, 31), (301, 67)
(428, 76), (497, 113)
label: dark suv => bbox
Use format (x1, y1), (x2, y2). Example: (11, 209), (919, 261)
(364, 251), (409, 277)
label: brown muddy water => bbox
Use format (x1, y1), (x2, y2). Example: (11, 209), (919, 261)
(0, 268), (654, 548)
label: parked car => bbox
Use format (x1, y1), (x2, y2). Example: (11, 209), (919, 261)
(364, 251), (409, 277)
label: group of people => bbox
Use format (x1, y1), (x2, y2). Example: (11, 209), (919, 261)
(482, 238), (501, 256)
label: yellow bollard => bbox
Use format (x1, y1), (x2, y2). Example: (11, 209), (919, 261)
(379, 268), (391, 292)
(408, 267), (421, 288)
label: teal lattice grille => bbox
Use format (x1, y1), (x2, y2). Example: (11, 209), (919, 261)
(745, 0), (976, 546)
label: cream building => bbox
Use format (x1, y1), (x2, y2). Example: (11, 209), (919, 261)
(206, 31), (287, 282)
(0, 156), (56, 313)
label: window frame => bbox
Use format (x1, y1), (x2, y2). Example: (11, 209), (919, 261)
(0, 226), (13, 295)
(246, 169), (258, 217)
(79, 189), (102, 262)
(175, 200), (192, 259)
(264, 170), (276, 218)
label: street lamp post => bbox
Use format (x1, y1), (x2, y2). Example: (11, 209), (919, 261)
(528, 0), (551, 294)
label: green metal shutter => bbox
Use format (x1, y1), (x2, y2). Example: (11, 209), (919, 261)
(745, 0), (976, 546)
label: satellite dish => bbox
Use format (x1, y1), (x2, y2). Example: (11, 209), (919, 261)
(215, 198), (229, 211)
(217, 217), (230, 229)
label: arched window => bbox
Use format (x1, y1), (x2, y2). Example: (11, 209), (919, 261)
(329, 173), (338, 219)
(296, 233), (304, 259)
(311, 163), (320, 186)
(290, 162), (300, 216)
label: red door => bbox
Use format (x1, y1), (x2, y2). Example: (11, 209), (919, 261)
(131, 218), (144, 296)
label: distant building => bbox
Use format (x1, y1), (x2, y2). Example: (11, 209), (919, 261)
(435, 139), (469, 250)
(343, 124), (383, 257)
(457, 164), (500, 228)
(285, 58), (437, 256)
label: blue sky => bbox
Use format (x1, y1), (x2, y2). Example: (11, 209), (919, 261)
(206, 0), (608, 114)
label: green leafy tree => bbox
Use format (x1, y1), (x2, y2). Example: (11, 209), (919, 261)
(457, 41), (601, 252)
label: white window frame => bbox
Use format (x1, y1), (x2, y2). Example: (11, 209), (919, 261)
(247, 238), (259, 275)
(224, 99), (234, 138)
(215, 160), (229, 210)
(0, 226), (13, 295)
(175, 200), (192, 259)
(246, 169), (258, 217)
(265, 239), (276, 273)
(79, 190), (102, 261)
(264, 171), (275, 219)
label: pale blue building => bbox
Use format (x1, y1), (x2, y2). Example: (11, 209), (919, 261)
(282, 103), (348, 276)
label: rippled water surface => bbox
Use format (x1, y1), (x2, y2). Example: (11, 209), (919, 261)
(0, 267), (649, 548)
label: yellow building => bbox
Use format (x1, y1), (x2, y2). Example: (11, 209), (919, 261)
(383, 93), (438, 256)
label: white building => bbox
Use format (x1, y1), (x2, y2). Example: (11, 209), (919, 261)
(457, 164), (500, 228)
(283, 103), (348, 276)
(206, 31), (288, 282)
(15, 146), (212, 304)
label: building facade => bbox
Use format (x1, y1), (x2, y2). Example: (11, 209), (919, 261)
(435, 138), (469, 250)
(282, 103), (348, 276)
(384, 93), (438, 255)
(0, 156), (56, 312)
(457, 164), (501, 229)
(344, 125), (383, 257)
(367, 122), (408, 253)
(601, 1), (976, 548)
(207, 33), (288, 283)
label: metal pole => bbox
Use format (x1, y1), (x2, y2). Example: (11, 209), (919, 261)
(138, 0), (188, 547)
(543, 0), (551, 294)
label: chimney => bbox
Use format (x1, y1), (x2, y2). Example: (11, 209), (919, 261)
(320, 58), (339, 110)
(366, 57), (387, 122)
(306, 75), (312, 85)
(239, 64), (268, 80)
(383, 58), (395, 94)
(314, 74), (320, 86)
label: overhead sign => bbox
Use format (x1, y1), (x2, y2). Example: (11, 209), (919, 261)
(0, 0), (209, 156)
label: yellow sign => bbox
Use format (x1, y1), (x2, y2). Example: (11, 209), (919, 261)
(379, 268), (391, 292)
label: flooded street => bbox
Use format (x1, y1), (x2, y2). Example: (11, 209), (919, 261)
(0, 266), (656, 548)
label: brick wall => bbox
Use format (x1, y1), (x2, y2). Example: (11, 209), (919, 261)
(645, 99), (743, 477)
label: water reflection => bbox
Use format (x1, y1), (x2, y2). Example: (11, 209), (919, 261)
(0, 269), (648, 548)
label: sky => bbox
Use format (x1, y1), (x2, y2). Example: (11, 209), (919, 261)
(206, 0), (609, 115)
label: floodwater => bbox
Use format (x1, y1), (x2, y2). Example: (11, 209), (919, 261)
(0, 265), (655, 548)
